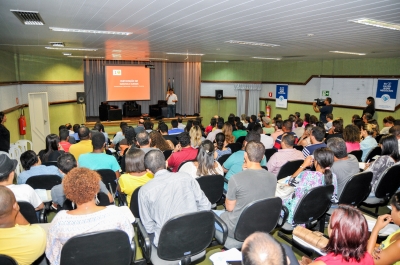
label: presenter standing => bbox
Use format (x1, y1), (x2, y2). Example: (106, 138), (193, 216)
(312, 97), (333, 123)
(166, 89), (178, 118)
(0, 112), (10, 153)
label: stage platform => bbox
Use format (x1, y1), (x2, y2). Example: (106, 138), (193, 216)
(84, 116), (202, 135)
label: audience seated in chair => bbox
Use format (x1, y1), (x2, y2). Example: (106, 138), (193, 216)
(364, 134), (399, 196)
(179, 140), (224, 178)
(149, 130), (174, 151)
(158, 122), (178, 146)
(136, 131), (160, 154)
(78, 132), (121, 178)
(138, 150), (211, 246)
(17, 150), (62, 184)
(305, 205), (373, 265)
(167, 132), (198, 172)
(206, 120), (224, 142)
(242, 232), (297, 265)
(267, 133), (304, 176)
(59, 129), (72, 152)
(222, 132), (267, 191)
(38, 134), (65, 163)
(110, 122), (128, 148)
(283, 148), (337, 225)
(0, 186), (46, 265)
(302, 126), (327, 158)
(274, 120), (298, 150)
(343, 124), (361, 153)
(214, 141), (276, 237)
(389, 125), (400, 153)
(118, 148), (153, 207)
(367, 192), (400, 265)
(360, 123), (378, 162)
(214, 133), (232, 160)
(253, 123), (274, 149)
(69, 126), (93, 160)
(51, 153), (113, 209)
(168, 119), (184, 135)
(327, 137), (360, 197)
(0, 154), (44, 212)
(46, 168), (134, 265)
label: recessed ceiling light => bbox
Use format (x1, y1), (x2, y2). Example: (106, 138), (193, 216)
(62, 53), (72, 56)
(216, 48), (220, 50)
(203, 60), (229, 63)
(307, 34), (314, 37)
(329, 51), (366, 55)
(45, 47), (97, 51)
(252, 57), (281, 60)
(166, 52), (204, 56)
(226, 40), (279, 47)
(68, 56), (105, 58)
(50, 42), (64, 47)
(349, 18), (400, 31)
(49, 27), (133, 35)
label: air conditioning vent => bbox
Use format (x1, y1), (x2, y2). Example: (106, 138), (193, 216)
(11, 10), (45, 25)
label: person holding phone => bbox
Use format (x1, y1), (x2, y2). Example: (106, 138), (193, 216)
(166, 88), (178, 118)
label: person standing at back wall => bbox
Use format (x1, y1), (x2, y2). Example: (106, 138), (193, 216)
(312, 97), (333, 123)
(166, 88), (178, 118)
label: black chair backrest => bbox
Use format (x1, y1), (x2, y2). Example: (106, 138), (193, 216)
(234, 197), (283, 241)
(18, 201), (38, 223)
(0, 254), (17, 265)
(42, 161), (58, 167)
(157, 211), (214, 261)
(60, 229), (133, 265)
(349, 150), (363, 162)
(63, 192), (110, 210)
(276, 160), (304, 180)
(217, 154), (231, 165)
(96, 169), (117, 194)
(236, 136), (246, 144)
(292, 185), (334, 226)
(196, 175), (224, 204)
(338, 171), (373, 206)
(26, 175), (62, 190)
(364, 146), (381, 162)
(374, 164), (400, 200)
(226, 143), (242, 153)
(293, 145), (303, 151)
(62, 199), (75, 210)
(163, 149), (173, 160)
(264, 148), (277, 161)
(375, 134), (384, 144)
(129, 187), (141, 218)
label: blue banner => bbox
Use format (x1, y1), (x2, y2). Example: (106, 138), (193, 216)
(376, 79), (398, 111)
(276, 84), (288, 108)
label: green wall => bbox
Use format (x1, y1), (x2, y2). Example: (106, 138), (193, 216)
(202, 58), (400, 82)
(0, 51), (17, 82)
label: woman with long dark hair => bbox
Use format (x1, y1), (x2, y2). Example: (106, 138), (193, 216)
(38, 134), (63, 162)
(214, 133), (232, 160)
(365, 134), (399, 194)
(362, 97), (375, 117)
(0, 112), (10, 153)
(283, 147), (337, 224)
(308, 205), (373, 265)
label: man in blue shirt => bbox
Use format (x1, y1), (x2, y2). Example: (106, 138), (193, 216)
(312, 97), (333, 123)
(168, 119), (184, 135)
(302, 126), (327, 158)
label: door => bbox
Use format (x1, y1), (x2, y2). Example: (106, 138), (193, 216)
(28, 92), (50, 153)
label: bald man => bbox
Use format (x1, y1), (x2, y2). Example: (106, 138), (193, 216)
(0, 186), (47, 265)
(242, 232), (299, 265)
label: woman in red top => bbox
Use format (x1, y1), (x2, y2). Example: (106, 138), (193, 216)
(310, 205), (374, 265)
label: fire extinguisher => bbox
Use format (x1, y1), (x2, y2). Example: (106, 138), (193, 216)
(19, 109), (27, 135)
(266, 105), (271, 118)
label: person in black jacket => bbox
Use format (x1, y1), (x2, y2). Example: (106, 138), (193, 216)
(0, 112), (10, 153)
(362, 96), (375, 117)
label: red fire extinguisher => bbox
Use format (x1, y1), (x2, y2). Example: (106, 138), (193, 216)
(19, 109), (27, 135)
(266, 105), (271, 118)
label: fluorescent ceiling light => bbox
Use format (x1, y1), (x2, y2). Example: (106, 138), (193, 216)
(62, 53), (72, 56)
(68, 56), (105, 58)
(49, 27), (133, 35)
(45, 47), (97, 51)
(166, 52), (204, 56)
(252, 57), (281, 60)
(50, 42), (64, 47)
(226, 40), (279, 47)
(349, 18), (400, 31)
(329, 51), (366, 56)
(203, 60), (229, 63)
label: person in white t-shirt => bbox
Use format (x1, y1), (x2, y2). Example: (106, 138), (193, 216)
(166, 88), (178, 118)
(0, 154), (43, 211)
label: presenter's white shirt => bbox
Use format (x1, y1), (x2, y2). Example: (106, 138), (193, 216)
(166, 94), (177, 105)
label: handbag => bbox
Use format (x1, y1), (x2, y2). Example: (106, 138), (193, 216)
(275, 183), (294, 199)
(293, 226), (328, 250)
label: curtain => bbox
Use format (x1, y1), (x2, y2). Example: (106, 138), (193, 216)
(234, 83), (261, 117)
(84, 60), (201, 117)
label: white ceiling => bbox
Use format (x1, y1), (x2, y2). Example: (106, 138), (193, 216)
(0, 0), (399, 62)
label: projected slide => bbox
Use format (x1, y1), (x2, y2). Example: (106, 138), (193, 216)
(105, 65), (150, 101)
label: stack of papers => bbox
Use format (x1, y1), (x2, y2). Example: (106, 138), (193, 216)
(209, 248), (242, 265)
